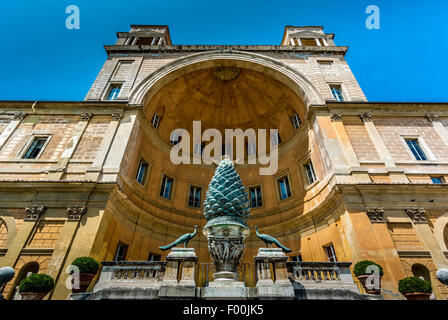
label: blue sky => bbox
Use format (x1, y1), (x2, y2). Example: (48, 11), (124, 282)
(0, 0), (446, 102)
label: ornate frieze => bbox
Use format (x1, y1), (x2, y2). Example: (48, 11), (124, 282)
(365, 208), (384, 223)
(360, 112), (373, 122)
(405, 208), (427, 224)
(25, 205), (47, 221)
(330, 113), (342, 122)
(80, 113), (93, 121)
(425, 112), (439, 122)
(111, 113), (124, 121)
(67, 205), (87, 221)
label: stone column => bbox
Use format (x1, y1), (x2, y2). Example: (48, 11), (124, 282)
(254, 248), (294, 299)
(159, 248), (197, 299)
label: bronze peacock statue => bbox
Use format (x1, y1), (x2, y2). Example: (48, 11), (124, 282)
(255, 226), (292, 253)
(159, 225), (198, 251)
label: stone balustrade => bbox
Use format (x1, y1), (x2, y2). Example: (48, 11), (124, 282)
(286, 261), (361, 298)
(92, 261), (166, 293)
(76, 256), (377, 300)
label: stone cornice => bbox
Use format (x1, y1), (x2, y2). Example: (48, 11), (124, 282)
(0, 101), (131, 115)
(104, 45), (349, 56)
(307, 102), (448, 122)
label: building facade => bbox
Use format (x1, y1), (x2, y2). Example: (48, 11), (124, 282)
(0, 25), (448, 300)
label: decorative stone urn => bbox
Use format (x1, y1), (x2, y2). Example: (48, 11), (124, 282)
(202, 158), (250, 285)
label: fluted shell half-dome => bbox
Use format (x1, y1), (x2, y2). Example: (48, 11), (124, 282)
(203, 158), (250, 228)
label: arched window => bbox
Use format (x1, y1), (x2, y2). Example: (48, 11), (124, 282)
(411, 263), (431, 283)
(0, 219), (7, 248)
(443, 224), (448, 250)
(9, 261), (40, 300)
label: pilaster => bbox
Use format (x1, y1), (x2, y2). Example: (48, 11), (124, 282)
(85, 113), (123, 181)
(0, 112), (25, 151)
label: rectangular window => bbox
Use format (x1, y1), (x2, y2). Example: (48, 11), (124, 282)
(151, 113), (160, 129)
(431, 176), (445, 184)
(277, 176), (292, 200)
(188, 186), (202, 208)
(160, 175), (174, 199)
(249, 186), (263, 208)
(107, 84), (122, 101)
(147, 253), (161, 262)
(135, 159), (149, 185)
(291, 114), (301, 130)
(330, 84), (344, 102)
(114, 243), (128, 261)
(291, 254), (302, 262)
(405, 138), (428, 161)
(22, 136), (48, 159)
(324, 244), (337, 262)
(304, 161), (317, 185)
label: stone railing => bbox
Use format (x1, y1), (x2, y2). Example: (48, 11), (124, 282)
(92, 261), (166, 293)
(286, 261), (360, 295)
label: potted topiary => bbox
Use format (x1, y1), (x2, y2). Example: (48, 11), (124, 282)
(354, 260), (384, 294)
(71, 257), (100, 293)
(398, 276), (432, 300)
(19, 273), (54, 300)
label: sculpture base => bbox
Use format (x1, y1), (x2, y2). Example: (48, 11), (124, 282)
(199, 285), (252, 300)
(255, 248), (294, 299)
(213, 271), (238, 282)
(159, 248), (197, 299)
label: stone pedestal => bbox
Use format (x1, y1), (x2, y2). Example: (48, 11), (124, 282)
(159, 248), (198, 299)
(255, 248), (294, 299)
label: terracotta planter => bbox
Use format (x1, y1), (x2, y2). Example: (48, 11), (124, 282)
(404, 292), (431, 300)
(72, 273), (95, 293)
(20, 292), (48, 300)
(357, 274), (382, 295)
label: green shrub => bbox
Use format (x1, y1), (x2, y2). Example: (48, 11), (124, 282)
(354, 260), (384, 277)
(71, 257), (100, 274)
(19, 273), (54, 294)
(398, 276), (432, 295)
